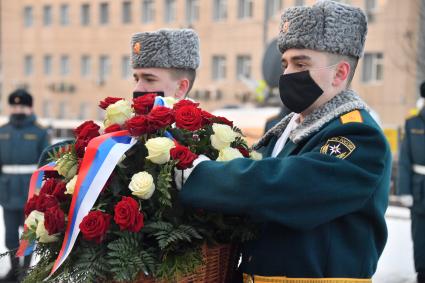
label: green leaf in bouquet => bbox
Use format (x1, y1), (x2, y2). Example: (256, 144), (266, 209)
(155, 162), (175, 213)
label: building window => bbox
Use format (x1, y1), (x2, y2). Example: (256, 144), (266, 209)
(121, 56), (131, 79)
(122, 1), (132, 24)
(164, 0), (176, 23)
(99, 55), (110, 84)
(362, 53), (383, 83)
(266, 0), (281, 19)
(81, 55), (91, 77)
(100, 3), (109, 25)
(236, 55), (252, 79)
(24, 55), (33, 76)
(365, 0), (377, 22)
(213, 0), (227, 21)
(58, 101), (68, 119)
(43, 55), (53, 75)
(60, 4), (70, 26)
(60, 55), (70, 76)
(81, 4), (90, 26)
(79, 103), (90, 119)
(142, 0), (155, 23)
(295, 0), (305, 6)
(186, 0), (199, 23)
(212, 56), (226, 81)
(42, 100), (52, 118)
(43, 5), (53, 26)
(24, 6), (33, 27)
(238, 0), (253, 19)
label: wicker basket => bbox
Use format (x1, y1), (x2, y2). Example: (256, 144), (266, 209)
(136, 244), (239, 283)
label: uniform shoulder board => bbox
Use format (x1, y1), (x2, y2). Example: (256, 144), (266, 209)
(340, 110), (363, 124)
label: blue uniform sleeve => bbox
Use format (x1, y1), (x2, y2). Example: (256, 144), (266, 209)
(180, 122), (391, 230)
(397, 121), (412, 195)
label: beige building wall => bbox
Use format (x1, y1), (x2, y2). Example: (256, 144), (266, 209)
(0, 0), (422, 130)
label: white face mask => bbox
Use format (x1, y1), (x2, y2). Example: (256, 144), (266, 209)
(417, 98), (424, 110)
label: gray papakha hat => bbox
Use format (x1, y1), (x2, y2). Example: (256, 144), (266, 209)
(131, 29), (200, 70)
(278, 0), (367, 58)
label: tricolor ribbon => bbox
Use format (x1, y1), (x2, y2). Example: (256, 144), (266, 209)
(48, 130), (136, 277)
(16, 162), (57, 257)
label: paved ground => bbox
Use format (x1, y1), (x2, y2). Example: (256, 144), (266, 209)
(0, 206), (418, 282)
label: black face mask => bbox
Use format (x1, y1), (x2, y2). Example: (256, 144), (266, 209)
(279, 71), (324, 113)
(10, 113), (27, 121)
(133, 91), (164, 98)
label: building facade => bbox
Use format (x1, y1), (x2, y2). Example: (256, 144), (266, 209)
(0, 0), (423, 131)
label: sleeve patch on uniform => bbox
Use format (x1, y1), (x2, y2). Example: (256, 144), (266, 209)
(320, 136), (356, 159)
(340, 110), (363, 124)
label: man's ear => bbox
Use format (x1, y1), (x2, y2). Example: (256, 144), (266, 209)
(174, 78), (190, 99)
(333, 61), (350, 87)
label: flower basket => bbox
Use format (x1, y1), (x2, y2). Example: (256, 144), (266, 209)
(136, 244), (239, 283)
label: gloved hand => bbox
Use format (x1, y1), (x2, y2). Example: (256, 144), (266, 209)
(398, 195), (413, 207)
(175, 155), (210, 190)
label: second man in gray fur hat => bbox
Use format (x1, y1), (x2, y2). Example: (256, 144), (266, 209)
(131, 28), (200, 99)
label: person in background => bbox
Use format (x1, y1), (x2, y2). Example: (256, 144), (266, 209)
(397, 81), (425, 283)
(0, 89), (49, 282)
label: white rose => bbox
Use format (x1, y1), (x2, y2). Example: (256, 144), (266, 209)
(210, 124), (238, 150)
(65, 175), (78, 195)
(25, 210), (44, 230)
(36, 219), (58, 243)
(250, 150), (263, 160)
(104, 100), (133, 127)
(216, 147), (243, 162)
(129, 171), (155, 199)
(145, 137), (175, 164)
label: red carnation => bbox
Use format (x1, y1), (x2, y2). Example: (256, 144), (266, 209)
(174, 105), (203, 131)
(53, 181), (67, 202)
(113, 197), (144, 232)
(74, 121), (100, 142)
(214, 116), (234, 127)
(74, 138), (88, 158)
(44, 206), (65, 235)
(125, 115), (153, 137)
(147, 106), (175, 131)
(99, 97), (124, 110)
(133, 94), (156, 115)
(104, 123), (122, 133)
(79, 211), (111, 243)
(173, 99), (199, 110)
(237, 146), (250, 158)
(39, 178), (58, 196)
(24, 195), (39, 217)
(36, 194), (59, 213)
(170, 144), (199, 170)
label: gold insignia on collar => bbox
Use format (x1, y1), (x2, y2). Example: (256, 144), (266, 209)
(14, 97), (20, 104)
(340, 110), (363, 124)
(320, 136), (356, 159)
(282, 21), (290, 33)
(133, 42), (141, 54)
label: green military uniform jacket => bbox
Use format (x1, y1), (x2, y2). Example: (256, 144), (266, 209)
(0, 114), (49, 210)
(180, 90), (392, 278)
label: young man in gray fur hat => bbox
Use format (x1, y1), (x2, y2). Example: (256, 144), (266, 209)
(130, 28), (199, 99)
(177, 1), (392, 282)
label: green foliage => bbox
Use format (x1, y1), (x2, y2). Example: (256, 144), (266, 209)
(154, 247), (203, 280)
(155, 162), (174, 211)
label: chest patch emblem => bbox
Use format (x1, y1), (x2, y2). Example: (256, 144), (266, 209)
(24, 134), (38, 140)
(320, 136), (356, 159)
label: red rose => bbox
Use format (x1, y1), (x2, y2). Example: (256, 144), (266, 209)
(44, 206), (65, 235)
(172, 99), (199, 110)
(104, 123), (122, 133)
(74, 121), (100, 142)
(53, 181), (67, 202)
(36, 194), (59, 213)
(74, 138), (88, 158)
(237, 146), (250, 158)
(201, 111), (215, 126)
(125, 115), (153, 136)
(133, 94), (156, 115)
(39, 178), (58, 196)
(24, 195), (39, 217)
(147, 106), (175, 131)
(174, 105), (203, 131)
(170, 144), (199, 170)
(113, 197), (144, 232)
(213, 116), (234, 127)
(99, 97), (124, 110)
(79, 211), (111, 243)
